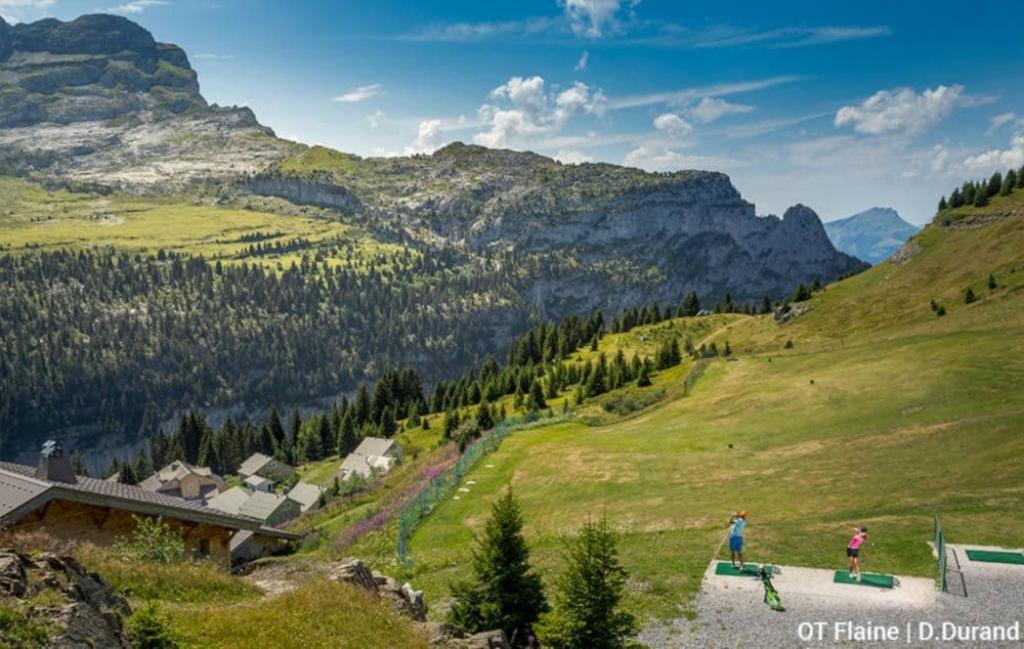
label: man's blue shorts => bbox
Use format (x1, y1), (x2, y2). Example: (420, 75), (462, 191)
(729, 535), (744, 552)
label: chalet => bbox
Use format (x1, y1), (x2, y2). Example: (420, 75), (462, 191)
(237, 453), (295, 483)
(206, 486), (300, 526)
(338, 437), (402, 480)
(0, 441), (298, 569)
(286, 481), (326, 513)
(139, 460), (226, 501)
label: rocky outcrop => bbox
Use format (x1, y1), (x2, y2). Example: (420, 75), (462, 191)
(0, 549), (130, 648)
(329, 558), (510, 649)
(246, 175), (364, 213)
(0, 13), (296, 188)
(252, 144), (867, 312)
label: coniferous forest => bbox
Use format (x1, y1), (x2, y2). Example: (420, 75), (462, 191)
(0, 247), (532, 458)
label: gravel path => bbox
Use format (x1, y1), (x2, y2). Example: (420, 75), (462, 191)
(640, 547), (1024, 648)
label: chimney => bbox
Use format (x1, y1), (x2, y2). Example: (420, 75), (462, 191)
(35, 440), (77, 484)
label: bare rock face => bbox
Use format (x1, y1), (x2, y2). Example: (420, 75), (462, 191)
(0, 13), (296, 189)
(0, 549), (130, 648)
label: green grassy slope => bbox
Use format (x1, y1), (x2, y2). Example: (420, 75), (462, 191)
(0, 176), (405, 270)
(403, 202), (1024, 620)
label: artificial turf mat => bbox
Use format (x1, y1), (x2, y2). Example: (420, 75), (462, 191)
(965, 549), (1024, 565)
(833, 571), (895, 588)
(715, 562), (774, 577)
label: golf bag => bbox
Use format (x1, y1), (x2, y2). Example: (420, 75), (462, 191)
(758, 566), (785, 612)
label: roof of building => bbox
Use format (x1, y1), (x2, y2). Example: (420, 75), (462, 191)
(238, 491), (293, 521)
(286, 481), (325, 510)
(237, 453), (274, 477)
(204, 486), (253, 516)
(139, 460), (225, 493)
(351, 437), (396, 458)
(0, 462), (297, 541)
(243, 475), (271, 489)
(206, 487), (294, 522)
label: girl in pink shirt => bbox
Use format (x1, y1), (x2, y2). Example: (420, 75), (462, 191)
(846, 526), (868, 580)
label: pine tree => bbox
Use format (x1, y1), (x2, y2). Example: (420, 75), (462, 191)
(636, 363), (651, 387)
(988, 273), (997, 290)
(448, 488), (548, 639)
(536, 517), (636, 649)
(586, 356), (607, 397)
(1003, 169), (1018, 196)
(793, 282), (811, 302)
(476, 399), (494, 431)
(337, 410), (358, 457)
(288, 408), (302, 444)
(196, 429), (219, 473)
(987, 171), (1003, 197)
(965, 287), (977, 304)
(266, 407), (286, 449)
(317, 415), (333, 459)
(118, 460), (139, 485)
(937, 195), (947, 211)
(682, 291), (700, 317)
(527, 380), (547, 411)
(1018, 165), (1024, 188)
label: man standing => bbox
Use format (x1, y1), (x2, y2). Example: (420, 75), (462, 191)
(729, 511), (748, 570)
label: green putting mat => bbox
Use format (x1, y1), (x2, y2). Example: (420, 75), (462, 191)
(833, 571), (896, 588)
(715, 562), (774, 577)
(966, 550), (1024, 565)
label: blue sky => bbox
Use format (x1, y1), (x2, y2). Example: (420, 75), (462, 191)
(3, 0), (1023, 223)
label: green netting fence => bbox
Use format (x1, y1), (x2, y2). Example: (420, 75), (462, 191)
(396, 411), (558, 562)
(934, 514), (947, 592)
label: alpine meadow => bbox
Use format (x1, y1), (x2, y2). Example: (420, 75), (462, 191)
(1, 3), (1022, 649)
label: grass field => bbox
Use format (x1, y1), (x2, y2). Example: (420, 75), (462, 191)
(0, 176), (406, 270)
(401, 207), (1024, 621)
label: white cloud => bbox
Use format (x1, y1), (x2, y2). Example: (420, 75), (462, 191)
(607, 76), (799, 111)
(653, 113), (692, 137)
(554, 81), (605, 123)
(688, 97), (753, 123)
(554, 150), (594, 164)
(405, 119), (445, 155)
(623, 145), (739, 172)
(986, 112), (1017, 135)
(0, 0), (53, 21)
(475, 76), (605, 148)
(574, 50), (589, 72)
(489, 76), (547, 112)
(193, 53), (236, 61)
(834, 85), (964, 135)
(331, 84), (383, 104)
(106, 0), (168, 14)
(560, 0), (635, 38)
(962, 133), (1024, 173)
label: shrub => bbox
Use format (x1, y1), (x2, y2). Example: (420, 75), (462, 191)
(0, 604), (49, 648)
(113, 516), (185, 564)
(126, 602), (179, 649)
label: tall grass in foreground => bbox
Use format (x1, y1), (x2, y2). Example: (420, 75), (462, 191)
(165, 579), (429, 649)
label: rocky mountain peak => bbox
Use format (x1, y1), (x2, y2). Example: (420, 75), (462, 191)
(6, 13), (157, 57)
(0, 13), (296, 188)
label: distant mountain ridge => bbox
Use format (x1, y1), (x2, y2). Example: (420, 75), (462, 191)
(0, 13), (869, 460)
(824, 207), (920, 265)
